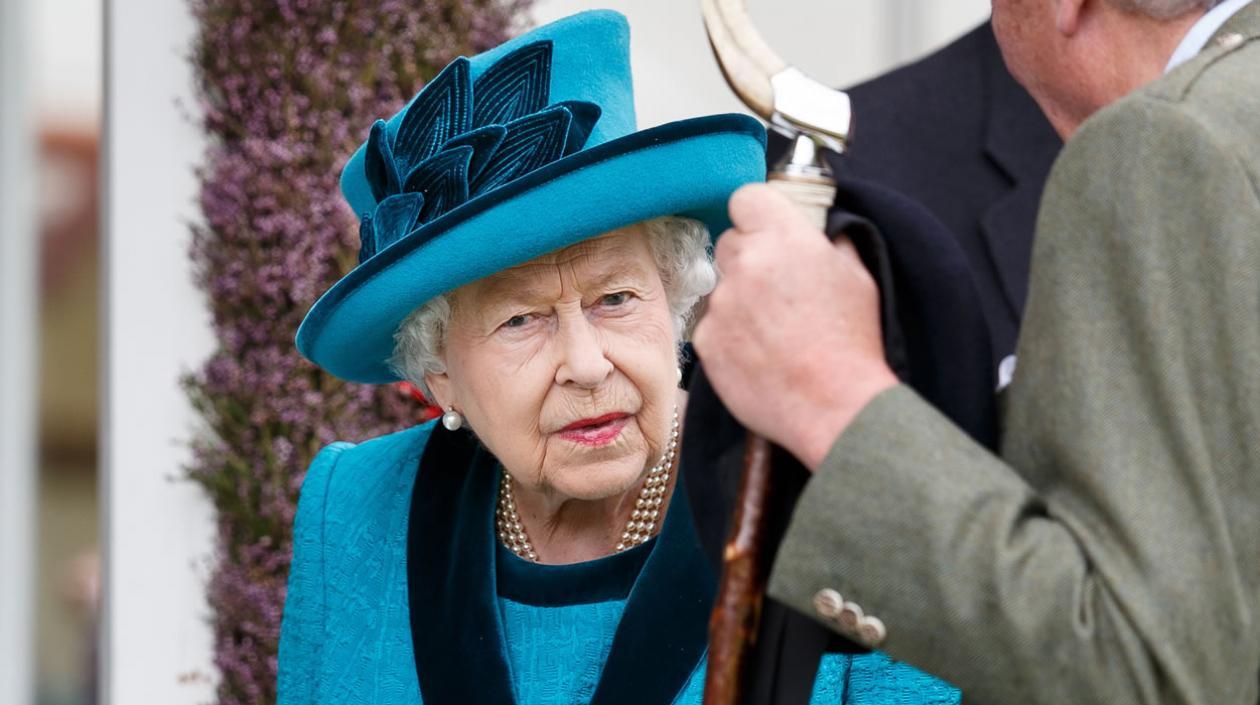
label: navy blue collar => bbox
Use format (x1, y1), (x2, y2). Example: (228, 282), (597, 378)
(407, 427), (714, 705)
(496, 535), (654, 606)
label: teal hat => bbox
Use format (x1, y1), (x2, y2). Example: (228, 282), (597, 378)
(297, 10), (767, 383)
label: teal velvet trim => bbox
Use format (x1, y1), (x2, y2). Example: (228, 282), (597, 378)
(354, 38), (607, 258)
(584, 464), (713, 705)
(408, 429), (516, 704)
(473, 41), (552, 127)
(496, 538), (653, 606)
(391, 56), (472, 178)
(341, 11), (638, 217)
(403, 146), (474, 223)
(408, 427), (714, 705)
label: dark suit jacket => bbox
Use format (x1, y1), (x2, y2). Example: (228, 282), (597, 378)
(838, 22), (1060, 364)
(684, 22), (1060, 705)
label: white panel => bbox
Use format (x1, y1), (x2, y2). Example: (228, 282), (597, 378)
(881, 0), (927, 67)
(104, 0), (218, 701)
(0, 0), (38, 702)
(34, 0), (102, 118)
(879, 0), (991, 70)
(923, 0), (992, 53)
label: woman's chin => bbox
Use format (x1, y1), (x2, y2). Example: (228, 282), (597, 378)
(550, 457), (649, 502)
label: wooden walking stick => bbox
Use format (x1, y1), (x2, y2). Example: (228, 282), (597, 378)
(699, 2), (854, 703)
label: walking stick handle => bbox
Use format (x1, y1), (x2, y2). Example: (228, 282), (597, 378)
(699, 4), (846, 700)
(767, 172), (836, 230)
(702, 168), (837, 705)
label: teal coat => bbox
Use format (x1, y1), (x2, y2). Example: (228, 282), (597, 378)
(276, 419), (958, 704)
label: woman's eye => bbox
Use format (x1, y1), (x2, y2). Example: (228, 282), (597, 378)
(503, 314), (532, 329)
(600, 291), (631, 306)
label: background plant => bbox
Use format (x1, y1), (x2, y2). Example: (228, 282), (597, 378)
(185, 2), (530, 702)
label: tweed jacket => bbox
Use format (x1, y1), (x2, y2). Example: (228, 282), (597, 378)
(767, 5), (1260, 705)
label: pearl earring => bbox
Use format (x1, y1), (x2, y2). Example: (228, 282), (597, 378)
(441, 407), (463, 431)
(676, 368), (683, 384)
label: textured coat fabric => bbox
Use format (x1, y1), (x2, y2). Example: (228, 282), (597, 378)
(277, 427), (424, 705)
(402, 414), (715, 705)
(768, 6), (1260, 705)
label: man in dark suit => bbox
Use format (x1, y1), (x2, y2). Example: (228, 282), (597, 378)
(770, 21), (1062, 367)
(684, 20), (1060, 704)
(837, 22), (1061, 368)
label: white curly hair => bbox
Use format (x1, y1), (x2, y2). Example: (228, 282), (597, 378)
(389, 215), (716, 399)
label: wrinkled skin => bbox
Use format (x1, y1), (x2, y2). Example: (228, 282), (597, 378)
(991, 0), (1202, 138)
(426, 225), (683, 564)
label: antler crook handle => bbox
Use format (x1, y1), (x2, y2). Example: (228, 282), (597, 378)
(699, 1), (846, 702)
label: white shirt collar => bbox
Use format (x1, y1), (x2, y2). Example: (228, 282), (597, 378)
(1165, 0), (1253, 73)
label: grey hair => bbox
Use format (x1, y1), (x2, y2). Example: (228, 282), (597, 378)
(389, 215), (716, 399)
(1108, 0), (1224, 19)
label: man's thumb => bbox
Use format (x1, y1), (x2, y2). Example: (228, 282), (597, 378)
(728, 183), (808, 233)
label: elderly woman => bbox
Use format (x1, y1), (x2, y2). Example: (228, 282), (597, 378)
(278, 10), (959, 705)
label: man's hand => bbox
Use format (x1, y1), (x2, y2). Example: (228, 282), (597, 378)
(693, 183), (897, 470)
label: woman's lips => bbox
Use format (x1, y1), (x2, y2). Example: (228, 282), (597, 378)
(558, 413), (629, 446)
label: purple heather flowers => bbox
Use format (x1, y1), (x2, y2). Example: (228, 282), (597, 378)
(184, 1), (529, 702)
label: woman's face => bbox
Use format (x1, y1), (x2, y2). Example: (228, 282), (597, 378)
(426, 225), (679, 502)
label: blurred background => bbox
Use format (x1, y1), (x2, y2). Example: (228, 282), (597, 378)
(0, 1), (988, 704)
(2, 0), (101, 704)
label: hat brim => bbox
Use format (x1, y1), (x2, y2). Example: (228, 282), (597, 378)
(297, 113), (767, 384)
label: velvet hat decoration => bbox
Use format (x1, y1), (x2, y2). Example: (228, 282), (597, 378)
(297, 9), (767, 383)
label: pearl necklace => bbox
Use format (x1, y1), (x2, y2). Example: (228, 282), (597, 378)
(497, 407), (680, 562)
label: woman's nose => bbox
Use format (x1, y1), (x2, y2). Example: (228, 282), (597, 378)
(554, 316), (613, 388)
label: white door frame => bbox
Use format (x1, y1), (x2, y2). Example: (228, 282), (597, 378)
(104, 0), (217, 702)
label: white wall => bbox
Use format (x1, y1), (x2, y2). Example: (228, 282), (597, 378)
(924, 0), (994, 49)
(102, 2), (991, 702)
(104, 0), (218, 702)
(35, 0), (101, 120)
